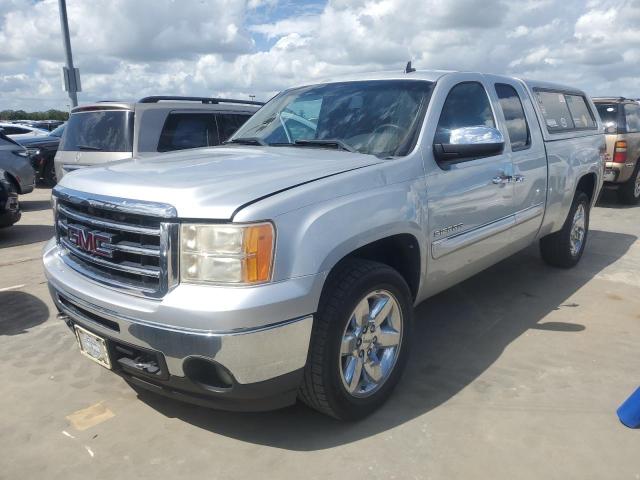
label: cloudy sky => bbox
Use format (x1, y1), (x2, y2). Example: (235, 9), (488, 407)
(0, 0), (638, 111)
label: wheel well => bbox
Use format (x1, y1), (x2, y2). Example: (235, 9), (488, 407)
(339, 234), (421, 300)
(5, 173), (21, 194)
(576, 173), (596, 203)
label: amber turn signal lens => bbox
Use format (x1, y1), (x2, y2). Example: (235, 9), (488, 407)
(243, 223), (275, 283)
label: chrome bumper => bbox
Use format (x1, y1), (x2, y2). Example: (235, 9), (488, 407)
(44, 239), (320, 385)
(51, 287), (312, 384)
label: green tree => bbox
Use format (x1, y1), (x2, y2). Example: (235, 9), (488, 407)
(0, 110), (69, 121)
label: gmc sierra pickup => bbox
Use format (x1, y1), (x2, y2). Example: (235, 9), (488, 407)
(44, 70), (604, 420)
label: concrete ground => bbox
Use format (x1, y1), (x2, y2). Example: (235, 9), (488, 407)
(0, 187), (638, 480)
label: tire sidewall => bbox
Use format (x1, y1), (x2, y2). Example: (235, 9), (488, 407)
(321, 267), (413, 419)
(619, 161), (640, 204)
(631, 164), (640, 201)
(565, 192), (590, 264)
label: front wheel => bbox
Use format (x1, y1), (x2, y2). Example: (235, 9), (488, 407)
(299, 259), (413, 420)
(0, 183), (21, 228)
(540, 191), (590, 268)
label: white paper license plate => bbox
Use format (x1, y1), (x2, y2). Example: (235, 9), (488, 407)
(74, 325), (111, 369)
(603, 170), (616, 182)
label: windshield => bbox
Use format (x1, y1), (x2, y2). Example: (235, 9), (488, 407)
(59, 110), (133, 152)
(231, 80), (433, 157)
(596, 103), (618, 132)
(50, 124), (65, 138)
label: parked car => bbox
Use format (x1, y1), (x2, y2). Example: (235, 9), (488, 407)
(0, 132), (35, 195)
(14, 120), (65, 132)
(44, 71), (603, 420)
(0, 122), (48, 140)
(0, 168), (21, 228)
(19, 123), (65, 186)
(593, 97), (640, 204)
(54, 96), (262, 180)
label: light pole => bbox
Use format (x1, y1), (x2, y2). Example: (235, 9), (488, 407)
(58, 0), (79, 107)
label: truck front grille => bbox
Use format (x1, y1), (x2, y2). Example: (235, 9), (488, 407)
(53, 187), (178, 298)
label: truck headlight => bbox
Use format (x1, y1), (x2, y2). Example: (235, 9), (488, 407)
(180, 223), (275, 285)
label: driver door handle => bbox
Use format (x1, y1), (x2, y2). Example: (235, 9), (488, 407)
(492, 174), (525, 185)
(492, 174), (512, 184)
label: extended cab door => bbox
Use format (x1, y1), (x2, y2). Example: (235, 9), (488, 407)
(489, 77), (548, 248)
(423, 75), (516, 295)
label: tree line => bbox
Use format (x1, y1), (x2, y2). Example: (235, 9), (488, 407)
(0, 109), (69, 121)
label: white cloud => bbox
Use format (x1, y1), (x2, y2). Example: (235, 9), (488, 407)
(1, 0), (640, 111)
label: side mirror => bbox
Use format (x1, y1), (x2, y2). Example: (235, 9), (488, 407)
(433, 126), (505, 163)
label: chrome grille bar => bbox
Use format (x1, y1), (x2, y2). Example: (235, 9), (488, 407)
(57, 220), (161, 257)
(53, 186), (178, 299)
(58, 203), (160, 235)
(60, 237), (161, 278)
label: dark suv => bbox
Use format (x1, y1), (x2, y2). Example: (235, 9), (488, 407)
(19, 123), (65, 186)
(594, 97), (640, 204)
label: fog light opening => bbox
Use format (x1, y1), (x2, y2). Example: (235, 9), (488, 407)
(183, 357), (234, 390)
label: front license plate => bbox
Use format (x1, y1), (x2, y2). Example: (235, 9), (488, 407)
(74, 325), (111, 369)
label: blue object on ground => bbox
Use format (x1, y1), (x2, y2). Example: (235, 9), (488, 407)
(617, 387), (640, 428)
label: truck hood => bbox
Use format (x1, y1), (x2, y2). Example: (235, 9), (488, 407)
(59, 145), (383, 219)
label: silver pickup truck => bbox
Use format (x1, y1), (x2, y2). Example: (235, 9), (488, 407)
(44, 70), (604, 420)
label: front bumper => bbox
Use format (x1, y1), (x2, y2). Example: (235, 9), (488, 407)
(44, 238), (322, 410)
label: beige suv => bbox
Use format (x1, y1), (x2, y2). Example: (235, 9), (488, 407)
(594, 97), (640, 204)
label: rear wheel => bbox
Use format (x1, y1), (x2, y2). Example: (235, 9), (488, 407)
(299, 259), (413, 420)
(540, 191), (590, 268)
(617, 162), (640, 205)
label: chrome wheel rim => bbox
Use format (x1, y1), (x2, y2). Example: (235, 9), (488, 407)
(634, 171), (640, 198)
(570, 203), (586, 257)
(339, 289), (403, 398)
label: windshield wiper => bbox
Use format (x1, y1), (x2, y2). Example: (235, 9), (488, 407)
(225, 137), (267, 146)
(77, 144), (103, 151)
(292, 139), (356, 153)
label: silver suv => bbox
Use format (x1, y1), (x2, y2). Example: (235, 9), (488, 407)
(54, 96), (262, 180)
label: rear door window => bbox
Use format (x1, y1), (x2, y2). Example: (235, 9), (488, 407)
(495, 83), (530, 151)
(157, 113), (219, 152)
(624, 103), (640, 133)
(217, 113), (251, 142)
(59, 110), (134, 152)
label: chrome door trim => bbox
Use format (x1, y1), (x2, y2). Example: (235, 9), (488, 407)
(514, 202), (544, 225)
(431, 214), (515, 259)
(431, 203), (544, 260)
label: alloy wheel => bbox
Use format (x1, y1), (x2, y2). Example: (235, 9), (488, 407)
(339, 289), (403, 398)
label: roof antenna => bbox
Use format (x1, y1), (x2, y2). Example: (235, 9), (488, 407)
(405, 61), (416, 74)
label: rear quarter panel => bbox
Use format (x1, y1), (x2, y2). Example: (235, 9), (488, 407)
(537, 134), (604, 236)
(521, 81), (604, 236)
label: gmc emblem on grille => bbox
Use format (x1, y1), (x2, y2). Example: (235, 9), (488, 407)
(67, 224), (114, 258)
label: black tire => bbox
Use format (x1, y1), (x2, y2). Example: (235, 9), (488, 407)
(299, 258), (413, 420)
(540, 191), (590, 268)
(0, 182), (21, 228)
(43, 159), (57, 187)
(617, 162), (640, 205)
